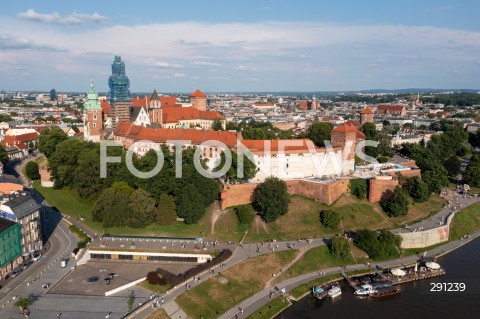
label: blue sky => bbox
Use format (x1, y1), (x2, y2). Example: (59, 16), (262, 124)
(1, 1), (480, 92)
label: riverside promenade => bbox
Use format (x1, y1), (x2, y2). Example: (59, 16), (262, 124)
(218, 230), (480, 319)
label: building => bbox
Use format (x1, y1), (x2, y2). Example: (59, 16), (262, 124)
(190, 89), (207, 111)
(251, 103), (276, 109)
(1, 132), (38, 159)
(83, 79), (103, 142)
(360, 107), (374, 124)
(0, 192), (42, 254)
(108, 56), (131, 127)
(466, 123), (480, 133)
(390, 130), (436, 147)
(0, 174), (23, 195)
(377, 105), (407, 117)
(0, 218), (22, 278)
(330, 123), (359, 161)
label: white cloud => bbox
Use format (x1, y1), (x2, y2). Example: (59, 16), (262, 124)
(152, 61), (184, 68)
(191, 76), (200, 80)
(234, 65), (257, 71)
(208, 76), (230, 80)
(18, 9), (107, 25)
(174, 72), (186, 77)
(192, 61), (220, 66)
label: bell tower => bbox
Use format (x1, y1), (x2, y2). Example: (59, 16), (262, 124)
(83, 79), (103, 142)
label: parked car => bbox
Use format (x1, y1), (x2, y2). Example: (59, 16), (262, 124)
(32, 253), (42, 261)
(11, 268), (22, 277)
(21, 260), (33, 269)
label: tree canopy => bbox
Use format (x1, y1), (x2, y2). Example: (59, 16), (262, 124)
(330, 237), (350, 260)
(354, 229), (402, 260)
(25, 161), (40, 180)
(306, 121), (334, 147)
(402, 176), (430, 203)
(380, 187), (409, 217)
(37, 126), (68, 157)
(320, 209), (341, 229)
(254, 177), (290, 223)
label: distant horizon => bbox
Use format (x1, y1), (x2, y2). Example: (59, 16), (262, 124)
(1, 1), (479, 91)
(3, 88), (479, 96)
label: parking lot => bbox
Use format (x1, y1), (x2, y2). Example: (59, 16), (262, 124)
(49, 260), (194, 296)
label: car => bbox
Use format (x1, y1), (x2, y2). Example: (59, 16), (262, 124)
(21, 260), (33, 270)
(32, 253), (42, 261)
(11, 268), (22, 277)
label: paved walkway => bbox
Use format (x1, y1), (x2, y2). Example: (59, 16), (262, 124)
(218, 230), (480, 319)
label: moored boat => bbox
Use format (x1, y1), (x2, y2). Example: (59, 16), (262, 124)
(327, 286), (342, 299)
(369, 285), (401, 297)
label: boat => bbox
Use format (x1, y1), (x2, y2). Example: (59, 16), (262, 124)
(327, 286), (342, 299)
(369, 285), (401, 297)
(312, 286), (328, 300)
(371, 280), (393, 288)
(354, 284), (376, 296)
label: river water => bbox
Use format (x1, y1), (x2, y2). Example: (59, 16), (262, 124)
(277, 238), (480, 319)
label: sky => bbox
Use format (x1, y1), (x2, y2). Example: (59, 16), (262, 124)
(1, 0), (480, 93)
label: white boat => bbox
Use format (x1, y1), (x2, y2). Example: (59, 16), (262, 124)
(327, 286), (342, 299)
(354, 284), (376, 296)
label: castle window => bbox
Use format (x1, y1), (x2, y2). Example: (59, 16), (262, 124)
(93, 123), (96, 128)
(93, 114), (97, 120)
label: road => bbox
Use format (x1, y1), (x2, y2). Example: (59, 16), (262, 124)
(1, 155), (150, 319)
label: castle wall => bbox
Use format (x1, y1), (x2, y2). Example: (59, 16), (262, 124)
(220, 179), (350, 210)
(369, 179), (399, 203)
(40, 166), (54, 187)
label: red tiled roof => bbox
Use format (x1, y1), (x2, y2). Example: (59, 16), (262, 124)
(360, 107), (374, 114)
(114, 124), (237, 148)
(1, 132), (39, 148)
(132, 96), (150, 107)
(345, 120), (361, 127)
(101, 100), (111, 114)
(190, 89), (207, 98)
(162, 107), (223, 123)
(355, 130), (366, 138)
(378, 105), (405, 111)
(161, 96), (177, 107)
(331, 123), (358, 133)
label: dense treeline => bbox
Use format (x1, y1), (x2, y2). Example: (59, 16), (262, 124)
(354, 229), (402, 260)
(38, 127), (219, 226)
(420, 93), (480, 107)
(226, 120), (295, 139)
(400, 122), (469, 194)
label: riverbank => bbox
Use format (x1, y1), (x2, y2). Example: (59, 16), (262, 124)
(234, 230), (480, 319)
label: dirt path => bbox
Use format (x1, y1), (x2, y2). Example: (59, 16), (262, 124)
(210, 201), (224, 235)
(264, 246), (308, 289)
(254, 215), (268, 234)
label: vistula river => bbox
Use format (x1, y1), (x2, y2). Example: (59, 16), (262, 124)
(276, 238), (480, 319)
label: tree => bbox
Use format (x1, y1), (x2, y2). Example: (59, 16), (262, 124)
(464, 162), (480, 187)
(127, 189), (156, 228)
(211, 118), (224, 131)
(361, 122), (379, 157)
(444, 155), (461, 176)
(354, 229), (402, 260)
(92, 187), (130, 228)
(403, 176), (430, 203)
(25, 161), (40, 180)
(0, 144), (8, 163)
(219, 149), (257, 181)
(330, 237), (350, 260)
(349, 179), (367, 199)
(234, 204), (255, 226)
(156, 193), (177, 225)
(320, 209), (341, 229)
(177, 184), (207, 224)
(254, 177), (290, 223)
(37, 126), (68, 157)
(306, 121), (333, 147)
(423, 168), (449, 194)
(48, 139), (87, 188)
(380, 187), (409, 217)
(13, 296), (33, 311)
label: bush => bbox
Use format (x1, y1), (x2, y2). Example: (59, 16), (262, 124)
(234, 204), (255, 226)
(380, 187), (409, 217)
(349, 179), (367, 199)
(25, 161), (40, 180)
(320, 209), (340, 229)
(329, 237), (350, 260)
(354, 229), (402, 260)
(377, 156), (389, 163)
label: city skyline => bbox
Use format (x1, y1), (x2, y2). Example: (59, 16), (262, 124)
(1, 1), (480, 92)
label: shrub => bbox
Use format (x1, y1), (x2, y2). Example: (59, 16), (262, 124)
(234, 204), (255, 226)
(349, 179), (367, 199)
(320, 209), (341, 229)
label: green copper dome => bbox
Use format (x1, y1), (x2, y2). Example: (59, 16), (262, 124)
(84, 78), (102, 111)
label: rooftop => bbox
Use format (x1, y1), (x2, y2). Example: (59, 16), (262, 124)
(0, 217), (17, 233)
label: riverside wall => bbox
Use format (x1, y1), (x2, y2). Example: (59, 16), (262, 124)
(397, 212), (454, 249)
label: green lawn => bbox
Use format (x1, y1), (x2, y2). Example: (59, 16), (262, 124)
(247, 297), (290, 319)
(275, 245), (356, 283)
(449, 201), (480, 240)
(137, 280), (171, 294)
(33, 181), (215, 238)
(176, 250), (298, 319)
